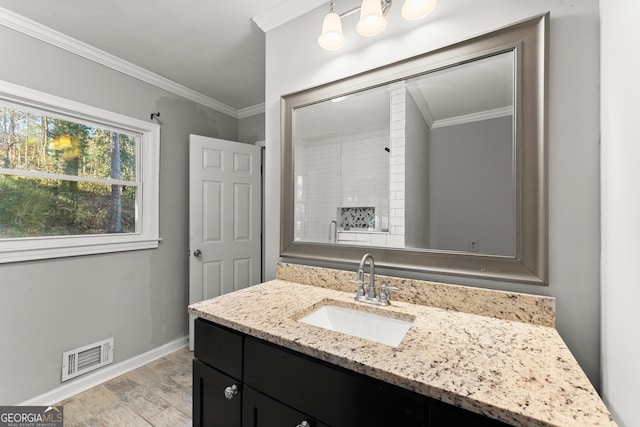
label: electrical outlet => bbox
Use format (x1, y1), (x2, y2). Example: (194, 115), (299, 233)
(469, 240), (479, 252)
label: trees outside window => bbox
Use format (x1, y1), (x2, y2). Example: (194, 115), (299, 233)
(0, 81), (160, 263)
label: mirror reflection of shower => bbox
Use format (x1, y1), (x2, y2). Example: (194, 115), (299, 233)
(293, 51), (515, 255)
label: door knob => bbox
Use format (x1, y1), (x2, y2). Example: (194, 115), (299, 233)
(193, 249), (202, 258)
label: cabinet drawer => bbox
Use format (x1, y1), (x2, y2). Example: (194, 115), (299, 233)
(194, 318), (243, 380)
(242, 386), (329, 427)
(244, 337), (424, 427)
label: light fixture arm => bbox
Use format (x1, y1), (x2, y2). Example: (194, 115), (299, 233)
(338, 0), (393, 19)
(381, 0), (393, 16)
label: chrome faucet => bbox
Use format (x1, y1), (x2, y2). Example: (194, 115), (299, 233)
(352, 253), (397, 305)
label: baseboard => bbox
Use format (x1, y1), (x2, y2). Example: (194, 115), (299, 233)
(18, 336), (189, 406)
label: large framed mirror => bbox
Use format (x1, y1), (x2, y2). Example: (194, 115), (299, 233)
(281, 14), (548, 285)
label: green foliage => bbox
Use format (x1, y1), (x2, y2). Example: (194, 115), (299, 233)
(0, 175), (135, 238)
(0, 106), (139, 238)
(0, 175), (51, 237)
(0, 107), (137, 179)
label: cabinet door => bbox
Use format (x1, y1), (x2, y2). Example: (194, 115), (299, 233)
(243, 386), (328, 427)
(193, 359), (242, 427)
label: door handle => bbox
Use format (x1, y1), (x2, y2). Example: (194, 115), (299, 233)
(193, 249), (202, 258)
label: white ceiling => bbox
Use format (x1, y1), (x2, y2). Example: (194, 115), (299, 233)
(296, 51), (514, 140)
(0, 0), (323, 114)
(0, 1), (513, 122)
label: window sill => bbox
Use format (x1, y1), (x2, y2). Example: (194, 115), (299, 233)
(0, 235), (161, 264)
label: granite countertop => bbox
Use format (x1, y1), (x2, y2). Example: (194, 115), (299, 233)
(188, 264), (615, 427)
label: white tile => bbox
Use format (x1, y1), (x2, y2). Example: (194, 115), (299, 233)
(370, 234), (388, 246)
(338, 232), (356, 240)
(387, 235), (405, 247)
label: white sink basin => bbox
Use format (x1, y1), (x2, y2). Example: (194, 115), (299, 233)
(298, 304), (413, 347)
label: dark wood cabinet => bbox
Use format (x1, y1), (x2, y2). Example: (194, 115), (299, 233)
(243, 386), (328, 427)
(428, 401), (513, 427)
(193, 359), (242, 427)
(244, 336), (425, 427)
(193, 317), (514, 427)
(194, 315), (243, 380)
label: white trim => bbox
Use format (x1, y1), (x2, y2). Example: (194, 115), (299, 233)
(238, 103), (266, 119)
(0, 80), (157, 134)
(0, 6), (266, 119)
(0, 79), (161, 263)
(406, 87), (435, 128)
(431, 106), (514, 129)
(0, 237), (162, 264)
(18, 337), (188, 406)
(252, 0), (326, 32)
(0, 168), (138, 187)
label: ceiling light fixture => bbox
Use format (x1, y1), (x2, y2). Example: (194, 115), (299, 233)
(318, 0), (436, 50)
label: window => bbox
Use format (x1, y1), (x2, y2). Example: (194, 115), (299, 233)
(0, 81), (160, 263)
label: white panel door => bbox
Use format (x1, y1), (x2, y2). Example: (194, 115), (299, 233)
(188, 135), (262, 349)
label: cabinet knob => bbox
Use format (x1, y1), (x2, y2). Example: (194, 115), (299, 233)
(296, 422), (311, 427)
(223, 384), (239, 400)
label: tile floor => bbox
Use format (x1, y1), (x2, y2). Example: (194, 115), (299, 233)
(54, 346), (192, 427)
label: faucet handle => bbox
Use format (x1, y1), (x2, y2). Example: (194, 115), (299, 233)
(378, 285), (399, 303)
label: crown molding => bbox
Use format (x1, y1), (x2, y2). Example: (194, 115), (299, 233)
(238, 103), (266, 119)
(431, 106), (514, 129)
(406, 86), (435, 128)
(252, 0), (326, 32)
(0, 7), (268, 119)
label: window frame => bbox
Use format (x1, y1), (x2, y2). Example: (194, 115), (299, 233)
(0, 80), (161, 263)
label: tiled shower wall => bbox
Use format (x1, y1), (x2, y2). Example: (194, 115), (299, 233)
(340, 129), (390, 224)
(388, 83), (406, 247)
(295, 136), (341, 242)
(295, 129), (389, 242)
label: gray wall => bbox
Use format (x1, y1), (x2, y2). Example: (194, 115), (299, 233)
(405, 93), (430, 248)
(429, 116), (514, 255)
(0, 24), (239, 403)
(265, 0), (601, 390)
(239, 113), (265, 144)
(601, 1), (640, 426)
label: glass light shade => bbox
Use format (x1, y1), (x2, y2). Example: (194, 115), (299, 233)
(401, 0), (437, 21)
(356, 0), (387, 37)
(318, 11), (345, 50)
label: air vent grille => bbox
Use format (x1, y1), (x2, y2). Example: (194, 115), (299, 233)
(62, 337), (114, 382)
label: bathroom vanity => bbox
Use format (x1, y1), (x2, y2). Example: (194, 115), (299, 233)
(189, 264), (615, 427)
(193, 318), (510, 426)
